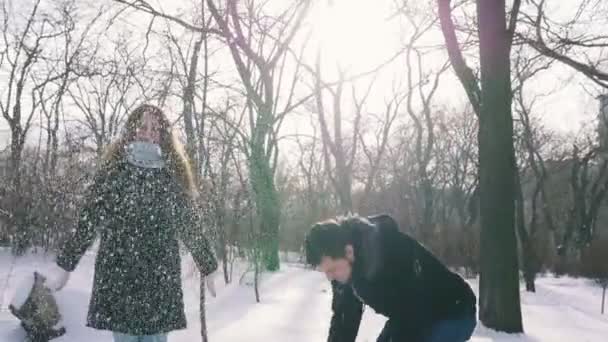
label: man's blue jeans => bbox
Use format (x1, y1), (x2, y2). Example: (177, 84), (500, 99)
(423, 315), (476, 342)
(377, 314), (476, 341)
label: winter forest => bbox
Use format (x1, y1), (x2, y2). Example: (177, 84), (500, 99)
(1, 0), (608, 341)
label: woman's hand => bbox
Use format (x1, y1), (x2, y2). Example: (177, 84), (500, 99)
(42, 263), (70, 292)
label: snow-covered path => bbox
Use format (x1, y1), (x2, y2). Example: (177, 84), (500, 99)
(1, 250), (607, 341)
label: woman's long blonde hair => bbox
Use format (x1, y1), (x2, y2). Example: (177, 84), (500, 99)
(100, 104), (197, 199)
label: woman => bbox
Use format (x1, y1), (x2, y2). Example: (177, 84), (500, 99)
(43, 104), (218, 342)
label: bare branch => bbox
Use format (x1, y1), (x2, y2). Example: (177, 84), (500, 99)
(113, 0), (222, 35)
(437, 0), (481, 116)
(518, 0), (608, 88)
(507, 0), (522, 51)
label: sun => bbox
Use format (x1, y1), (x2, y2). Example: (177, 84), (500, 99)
(309, 0), (399, 74)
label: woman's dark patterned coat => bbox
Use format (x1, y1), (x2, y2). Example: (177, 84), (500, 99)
(56, 160), (217, 335)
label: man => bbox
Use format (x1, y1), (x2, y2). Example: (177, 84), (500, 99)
(305, 214), (476, 342)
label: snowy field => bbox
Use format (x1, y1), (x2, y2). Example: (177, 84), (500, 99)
(1, 249), (607, 341)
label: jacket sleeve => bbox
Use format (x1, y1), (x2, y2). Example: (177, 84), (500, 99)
(56, 173), (108, 272)
(174, 192), (218, 276)
(328, 281), (363, 342)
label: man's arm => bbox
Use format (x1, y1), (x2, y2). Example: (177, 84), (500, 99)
(328, 281), (363, 342)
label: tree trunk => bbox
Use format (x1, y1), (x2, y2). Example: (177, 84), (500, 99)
(43, 113), (52, 177)
(421, 178), (434, 242)
(50, 76), (68, 177)
(182, 35), (204, 170)
(250, 142), (280, 271)
(313, 62), (353, 214)
(49, 102), (60, 177)
(254, 251), (261, 303)
(602, 283), (606, 315)
(221, 252), (229, 284)
(336, 168), (353, 213)
(515, 169), (536, 292)
(216, 200), (230, 284)
(9, 126), (27, 254)
(520, 236), (536, 292)
(477, 0), (523, 332)
(200, 275), (208, 342)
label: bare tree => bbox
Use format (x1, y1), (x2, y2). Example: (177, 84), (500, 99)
(436, 107), (479, 276)
(0, 0), (68, 251)
(310, 62), (368, 213)
(510, 46), (556, 292)
(204, 99), (248, 284)
(35, 1), (104, 177)
(438, 0), (524, 332)
(154, 2), (217, 173)
(517, 0), (608, 89)
(202, 0), (312, 271)
(67, 41), (145, 157)
(558, 142), (608, 253)
(295, 126), (328, 221)
(357, 91), (404, 214)
(405, 52), (450, 241)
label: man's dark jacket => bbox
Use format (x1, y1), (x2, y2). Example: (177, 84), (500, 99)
(328, 214), (476, 342)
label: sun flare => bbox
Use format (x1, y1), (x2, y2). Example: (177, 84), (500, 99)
(310, 0), (398, 72)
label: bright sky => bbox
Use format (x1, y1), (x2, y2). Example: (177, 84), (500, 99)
(0, 0), (605, 151)
(308, 0), (400, 73)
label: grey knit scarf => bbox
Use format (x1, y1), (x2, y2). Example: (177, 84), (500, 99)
(126, 141), (165, 169)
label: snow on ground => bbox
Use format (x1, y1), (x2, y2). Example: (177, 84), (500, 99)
(1, 249), (607, 341)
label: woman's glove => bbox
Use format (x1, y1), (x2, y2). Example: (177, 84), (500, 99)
(41, 263), (70, 292)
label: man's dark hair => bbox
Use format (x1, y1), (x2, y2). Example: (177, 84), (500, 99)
(304, 217), (363, 266)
